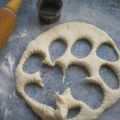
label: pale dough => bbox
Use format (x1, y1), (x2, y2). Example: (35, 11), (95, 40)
(16, 22), (120, 120)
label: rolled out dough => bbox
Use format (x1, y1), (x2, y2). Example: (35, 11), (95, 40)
(16, 22), (120, 120)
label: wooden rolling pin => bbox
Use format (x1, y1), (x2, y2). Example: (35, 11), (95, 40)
(0, 0), (22, 50)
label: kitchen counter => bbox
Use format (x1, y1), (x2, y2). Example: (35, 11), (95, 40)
(0, 0), (120, 120)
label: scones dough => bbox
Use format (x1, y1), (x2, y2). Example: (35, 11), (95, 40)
(16, 22), (120, 120)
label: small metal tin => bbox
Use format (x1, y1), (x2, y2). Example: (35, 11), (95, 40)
(36, 0), (63, 24)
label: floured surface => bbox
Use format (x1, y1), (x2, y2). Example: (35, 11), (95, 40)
(16, 22), (120, 120)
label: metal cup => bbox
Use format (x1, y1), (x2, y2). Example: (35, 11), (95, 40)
(36, 0), (63, 24)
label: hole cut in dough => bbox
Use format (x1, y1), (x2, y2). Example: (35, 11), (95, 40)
(65, 65), (104, 109)
(67, 107), (81, 119)
(23, 54), (44, 74)
(49, 38), (67, 61)
(100, 65), (119, 89)
(16, 22), (120, 120)
(71, 38), (92, 58)
(97, 43), (118, 62)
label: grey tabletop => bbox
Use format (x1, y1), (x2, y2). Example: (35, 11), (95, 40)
(0, 0), (120, 120)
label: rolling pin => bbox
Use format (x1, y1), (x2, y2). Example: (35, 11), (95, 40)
(0, 0), (22, 50)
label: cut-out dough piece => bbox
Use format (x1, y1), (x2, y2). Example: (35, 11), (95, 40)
(16, 22), (120, 120)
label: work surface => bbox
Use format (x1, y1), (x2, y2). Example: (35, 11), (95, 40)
(0, 0), (120, 120)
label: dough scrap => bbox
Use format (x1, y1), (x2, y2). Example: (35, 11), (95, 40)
(16, 22), (120, 120)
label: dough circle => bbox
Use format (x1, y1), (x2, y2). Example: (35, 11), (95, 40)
(16, 22), (120, 120)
